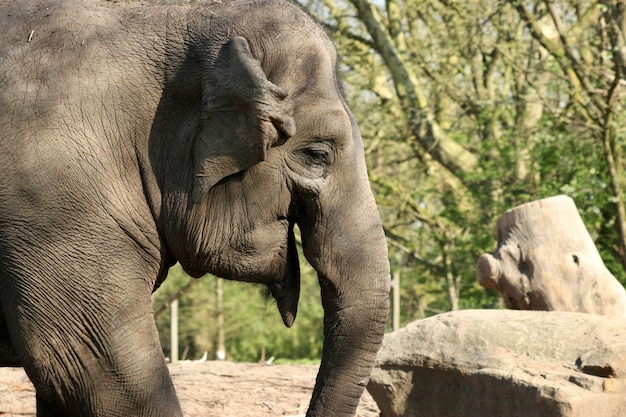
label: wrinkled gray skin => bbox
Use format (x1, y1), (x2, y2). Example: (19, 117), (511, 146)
(0, 1), (390, 416)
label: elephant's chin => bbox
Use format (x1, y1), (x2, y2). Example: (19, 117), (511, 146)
(175, 217), (301, 325)
(181, 265), (205, 279)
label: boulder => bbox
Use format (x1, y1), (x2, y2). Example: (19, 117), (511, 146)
(367, 309), (626, 417)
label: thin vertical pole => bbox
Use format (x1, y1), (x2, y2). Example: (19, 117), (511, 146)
(215, 278), (226, 360)
(170, 299), (179, 364)
(392, 272), (400, 331)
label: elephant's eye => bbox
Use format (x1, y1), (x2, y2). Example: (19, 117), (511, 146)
(293, 138), (336, 179)
(303, 148), (330, 164)
(296, 140), (335, 167)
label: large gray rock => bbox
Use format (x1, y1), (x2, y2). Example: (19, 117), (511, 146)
(367, 310), (626, 417)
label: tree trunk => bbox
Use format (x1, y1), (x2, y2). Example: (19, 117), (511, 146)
(348, 0), (478, 177)
(476, 195), (626, 317)
(153, 278), (198, 320)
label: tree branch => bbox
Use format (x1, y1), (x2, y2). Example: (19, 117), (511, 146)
(347, 0), (478, 177)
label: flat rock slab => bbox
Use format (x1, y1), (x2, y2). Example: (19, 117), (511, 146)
(368, 309), (626, 417)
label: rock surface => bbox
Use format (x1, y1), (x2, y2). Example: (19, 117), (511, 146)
(367, 309), (626, 417)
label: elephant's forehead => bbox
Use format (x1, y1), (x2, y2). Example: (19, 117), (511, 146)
(295, 105), (352, 142)
(265, 21), (337, 85)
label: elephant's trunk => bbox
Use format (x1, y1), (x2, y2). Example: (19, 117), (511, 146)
(308, 272), (389, 416)
(303, 192), (390, 416)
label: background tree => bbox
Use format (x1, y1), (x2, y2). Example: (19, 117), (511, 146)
(300, 0), (626, 320)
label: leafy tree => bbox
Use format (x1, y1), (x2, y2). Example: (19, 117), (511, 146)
(299, 0), (626, 324)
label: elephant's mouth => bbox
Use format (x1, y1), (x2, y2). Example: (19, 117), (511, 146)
(268, 221), (301, 327)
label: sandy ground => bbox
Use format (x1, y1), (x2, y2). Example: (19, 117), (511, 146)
(0, 361), (380, 416)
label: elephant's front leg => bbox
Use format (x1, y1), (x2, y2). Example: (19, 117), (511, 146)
(5, 272), (182, 417)
(0, 308), (20, 367)
(36, 393), (70, 417)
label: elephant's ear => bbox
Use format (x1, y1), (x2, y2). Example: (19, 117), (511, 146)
(192, 36), (296, 203)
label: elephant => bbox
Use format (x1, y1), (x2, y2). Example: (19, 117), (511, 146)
(0, 0), (391, 416)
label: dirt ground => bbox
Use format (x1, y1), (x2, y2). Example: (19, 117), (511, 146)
(0, 361), (380, 417)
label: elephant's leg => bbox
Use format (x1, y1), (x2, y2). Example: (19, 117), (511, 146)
(0, 305), (20, 367)
(5, 276), (183, 417)
(36, 393), (69, 417)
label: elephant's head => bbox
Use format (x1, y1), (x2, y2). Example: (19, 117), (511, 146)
(150, 4), (390, 416)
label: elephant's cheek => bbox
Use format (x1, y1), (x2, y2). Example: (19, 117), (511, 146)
(250, 221), (292, 277)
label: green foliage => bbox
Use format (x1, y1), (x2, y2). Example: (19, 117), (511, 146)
(307, 0), (626, 325)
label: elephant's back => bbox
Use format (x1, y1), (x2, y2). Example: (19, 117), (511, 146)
(0, 1), (123, 129)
